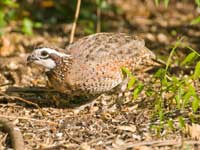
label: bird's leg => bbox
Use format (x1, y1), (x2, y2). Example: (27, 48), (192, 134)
(73, 95), (101, 113)
(115, 77), (129, 107)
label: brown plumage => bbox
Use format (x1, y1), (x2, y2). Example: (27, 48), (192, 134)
(27, 33), (158, 98)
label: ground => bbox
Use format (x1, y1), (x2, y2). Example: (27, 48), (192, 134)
(0, 0), (200, 149)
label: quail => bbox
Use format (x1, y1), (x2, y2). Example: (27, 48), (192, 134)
(27, 33), (159, 99)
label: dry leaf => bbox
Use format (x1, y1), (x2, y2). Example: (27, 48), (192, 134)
(80, 142), (93, 150)
(186, 123), (200, 140)
(118, 125), (136, 132)
(134, 145), (152, 150)
(0, 36), (14, 56)
(112, 137), (125, 149)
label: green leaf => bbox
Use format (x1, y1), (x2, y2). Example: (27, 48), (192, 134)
(154, 68), (166, 79)
(167, 119), (174, 130)
(165, 39), (181, 72)
(155, 0), (160, 6)
(187, 46), (200, 57)
(82, 21), (95, 34)
(5, 9), (17, 21)
(171, 30), (177, 36)
(1, 0), (18, 7)
(193, 61), (200, 79)
(121, 67), (132, 77)
(159, 110), (164, 121)
(155, 0), (169, 8)
(183, 84), (196, 108)
(164, 0), (170, 8)
(175, 87), (183, 109)
(181, 52), (197, 66)
(101, 1), (108, 9)
(178, 116), (185, 128)
(96, 0), (101, 5)
(133, 83), (144, 99)
(121, 67), (136, 89)
(0, 11), (6, 28)
(195, 0), (200, 6)
(192, 97), (199, 113)
(145, 88), (154, 97)
(34, 22), (43, 28)
(191, 16), (200, 25)
(171, 76), (181, 85)
(22, 18), (33, 35)
(127, 76), (136, 89)
(0, 10), (6, 35)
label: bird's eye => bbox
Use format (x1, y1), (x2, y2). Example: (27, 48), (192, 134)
(41, 51), (48, 57)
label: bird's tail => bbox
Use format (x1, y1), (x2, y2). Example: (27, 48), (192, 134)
(152, 58), (167, 67)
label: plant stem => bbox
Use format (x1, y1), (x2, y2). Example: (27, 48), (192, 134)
(69, 0), (81, 44)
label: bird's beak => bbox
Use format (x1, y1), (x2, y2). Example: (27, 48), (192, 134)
(27, 55), (38, 65)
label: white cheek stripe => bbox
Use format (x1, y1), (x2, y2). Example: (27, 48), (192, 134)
(34, 59), (56, 69)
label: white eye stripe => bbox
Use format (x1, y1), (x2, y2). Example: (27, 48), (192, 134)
(35, 47), (70, 57)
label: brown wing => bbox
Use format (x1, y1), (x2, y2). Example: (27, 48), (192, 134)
(65, 33), (157, 74)
(65, 33), (155, 62)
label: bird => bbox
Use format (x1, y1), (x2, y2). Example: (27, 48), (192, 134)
(27, 33), (159, 100)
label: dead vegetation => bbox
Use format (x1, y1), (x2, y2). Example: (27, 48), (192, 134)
(1, 0), (200, 149)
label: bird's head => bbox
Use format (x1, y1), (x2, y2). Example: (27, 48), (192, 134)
(27, 47), (71, 70)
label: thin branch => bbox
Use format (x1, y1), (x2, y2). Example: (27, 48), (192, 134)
(0, 82), (12, 87)
(0, 115), (58, 126)
(69, 0), (81, 44)
(40, 142), (78, 150)
(0, 117), (25, 150)
(123, 140), (200, 148)
(40, 142), (64, 150)
(96, 3), (101, 32)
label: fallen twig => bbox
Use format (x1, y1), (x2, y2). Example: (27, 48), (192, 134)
(123, 139), (200, 148)
(40, 142), (78, 150)
(0, 117), (25, 150)
(0, 82), (13, 87)
(65, 130), (82, 144)
(0, 115), (58, 126)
